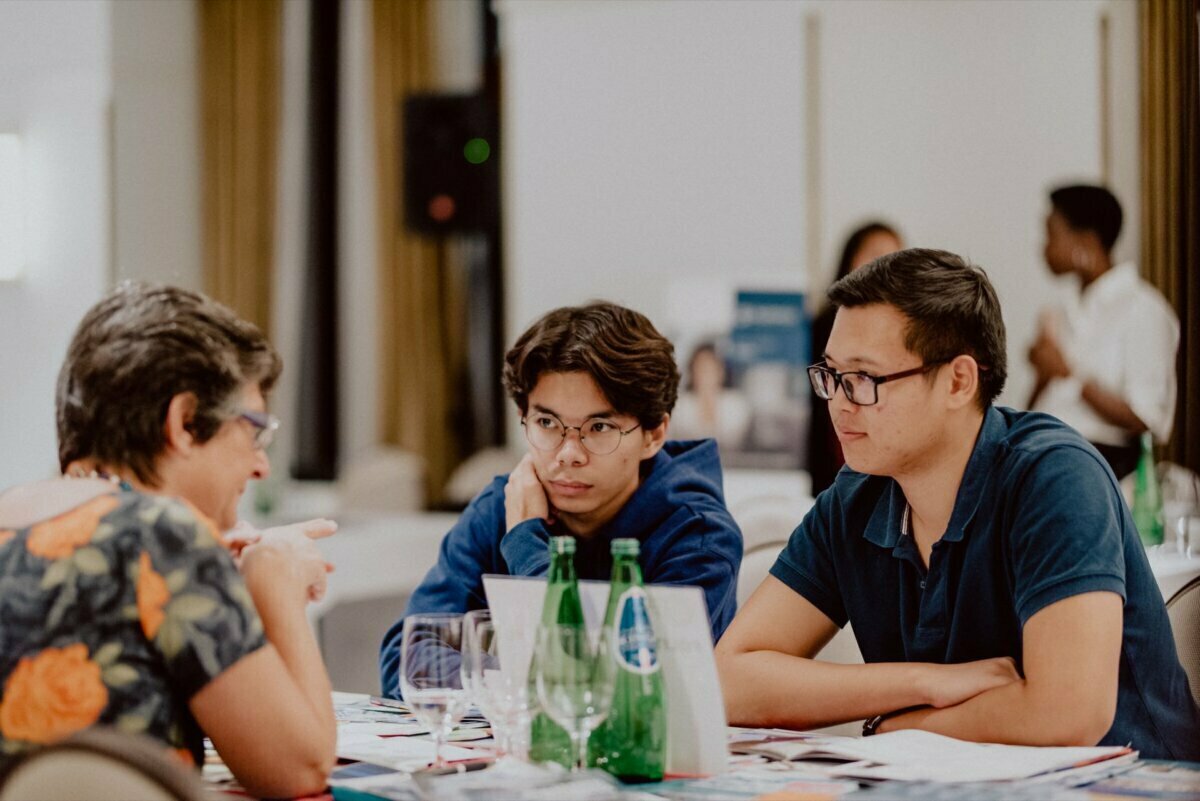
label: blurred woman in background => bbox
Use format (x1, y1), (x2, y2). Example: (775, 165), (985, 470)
(672, 341), (752, 454)
(806, 222), (904, 494)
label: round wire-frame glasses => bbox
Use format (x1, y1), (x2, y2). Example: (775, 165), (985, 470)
(522, 412), (641, 456)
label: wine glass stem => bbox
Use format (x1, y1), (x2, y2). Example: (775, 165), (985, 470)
(571, 728), (589, 772)
(433, 727), (446, 769)
(510, 713), (531, 761)
(492, 720), (509, 758)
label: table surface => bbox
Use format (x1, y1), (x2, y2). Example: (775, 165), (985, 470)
(1147, 547), (1200, 601)
(289, 695), (1200, 801)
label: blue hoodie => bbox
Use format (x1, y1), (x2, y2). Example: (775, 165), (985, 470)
(378, 439), (743, 698)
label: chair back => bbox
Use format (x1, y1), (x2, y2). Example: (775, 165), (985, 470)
(0, 729), (208, 801)
(724, 467), (812, 561)
(730, 493), (809, 555)
(338, 446), (426, 513)
(1167, 576), (1200, 708)
(443, 447), (523, 508)
(736, 540), (788, 607)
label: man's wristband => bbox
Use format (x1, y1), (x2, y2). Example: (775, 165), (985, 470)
(862, 714), (886, 737)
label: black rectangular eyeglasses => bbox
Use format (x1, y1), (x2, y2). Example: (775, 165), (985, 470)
(807, 360), (949, 407)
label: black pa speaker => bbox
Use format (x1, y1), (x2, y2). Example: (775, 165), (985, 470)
(403, 92), (499, 234)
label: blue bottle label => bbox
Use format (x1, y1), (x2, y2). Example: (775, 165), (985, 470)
(613, 587), (660, 675)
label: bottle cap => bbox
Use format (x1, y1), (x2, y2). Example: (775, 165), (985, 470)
(611, 537), (640, 556)
(550, 535), (576, 555)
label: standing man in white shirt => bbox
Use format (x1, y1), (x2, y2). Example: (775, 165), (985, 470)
(1028, 184), (1179, 478)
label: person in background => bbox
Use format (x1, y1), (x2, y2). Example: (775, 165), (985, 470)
(807, 221), (904, 494)
(0, 284), (337, 798)
(1028, 185), (1179, 478)
(671, 341), (752, 454)
(380, 302), (743, 698)
(717, 249), (1199, 759)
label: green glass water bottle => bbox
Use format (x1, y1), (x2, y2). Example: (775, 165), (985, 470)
(528, 536), (581, 767)
(1132, 432), (1164, 547)
(590, 538), (666, 783)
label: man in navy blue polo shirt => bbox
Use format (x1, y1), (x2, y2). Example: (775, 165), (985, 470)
(716, 249), (1199, 759)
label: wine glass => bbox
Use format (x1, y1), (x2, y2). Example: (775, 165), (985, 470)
(532, 624), (616, 772)
(1161, 462), (1200, 557)
(399, 613), (469, 769)
(462, 610), (536, 760)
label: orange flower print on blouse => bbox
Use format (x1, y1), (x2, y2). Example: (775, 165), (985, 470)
(136, 551), (170, 640)
(0, 530), (15, 549)
(26, 495), (119, 560)
(0, 644), (108, 744)
(170, 747), (195, 767)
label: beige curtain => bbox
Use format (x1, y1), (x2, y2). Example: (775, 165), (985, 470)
(1140, 0), (1200, 469)
(199, 0), (281, 334)
(372, 0), (463, 503)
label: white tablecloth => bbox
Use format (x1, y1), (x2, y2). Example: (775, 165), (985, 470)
(1148, 548), (1200, 602)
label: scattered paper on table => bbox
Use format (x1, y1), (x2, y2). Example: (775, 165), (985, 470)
(337, 730), (480, 771)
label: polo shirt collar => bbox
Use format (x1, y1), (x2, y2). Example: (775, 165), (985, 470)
(862, 407), (1003, 549)
(863, 481), (907, 549)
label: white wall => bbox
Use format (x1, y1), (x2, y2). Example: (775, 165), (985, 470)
(1103, 0), (1140, 269)
(0, 0), (113, 489)
(339, 0), (380, 468)
(268, 0), (312, 489)
(0, 0), (1139, 490)
(499, 0), (807, 342)
(0, 0), (397, 499)
(432, 0), (484, 93)
(815, 0), (1107, 406)
(498, 0), (1131, 409)
(333, 0), (482, 474)
(111, 0), (201, 290)
(334, 0), (482, 472)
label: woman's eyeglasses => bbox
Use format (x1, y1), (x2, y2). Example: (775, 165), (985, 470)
(238, 410), (280, 449)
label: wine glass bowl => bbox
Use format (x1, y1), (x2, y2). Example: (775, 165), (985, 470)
(398, 613), (469, 768)
(1160, 462), (1200, 556)
(462, 610), (536, 759)
(532, 624), (616, 771)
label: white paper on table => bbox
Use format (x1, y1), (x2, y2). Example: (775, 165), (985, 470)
(338, 721), (429, 737)
(336, 730), (480, 771)
(482, 574), (728, 777)
(790, 730), (1133, 783)
(333, 690), (372, 706)
(733, 736), (855, 762)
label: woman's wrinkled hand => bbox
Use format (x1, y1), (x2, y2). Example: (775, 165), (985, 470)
(236, 519), (337, 604)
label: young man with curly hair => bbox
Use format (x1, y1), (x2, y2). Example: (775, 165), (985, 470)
(380, 302), (743, 698)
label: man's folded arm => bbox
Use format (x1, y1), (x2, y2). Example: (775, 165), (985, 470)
(879, 590), (1122, 745)
(714, 575), (1020, 730)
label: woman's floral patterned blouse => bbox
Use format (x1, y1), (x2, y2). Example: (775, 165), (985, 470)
(0, 491), (266, 768)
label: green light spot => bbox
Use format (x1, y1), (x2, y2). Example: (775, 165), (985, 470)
(464, 137), (490, 165)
